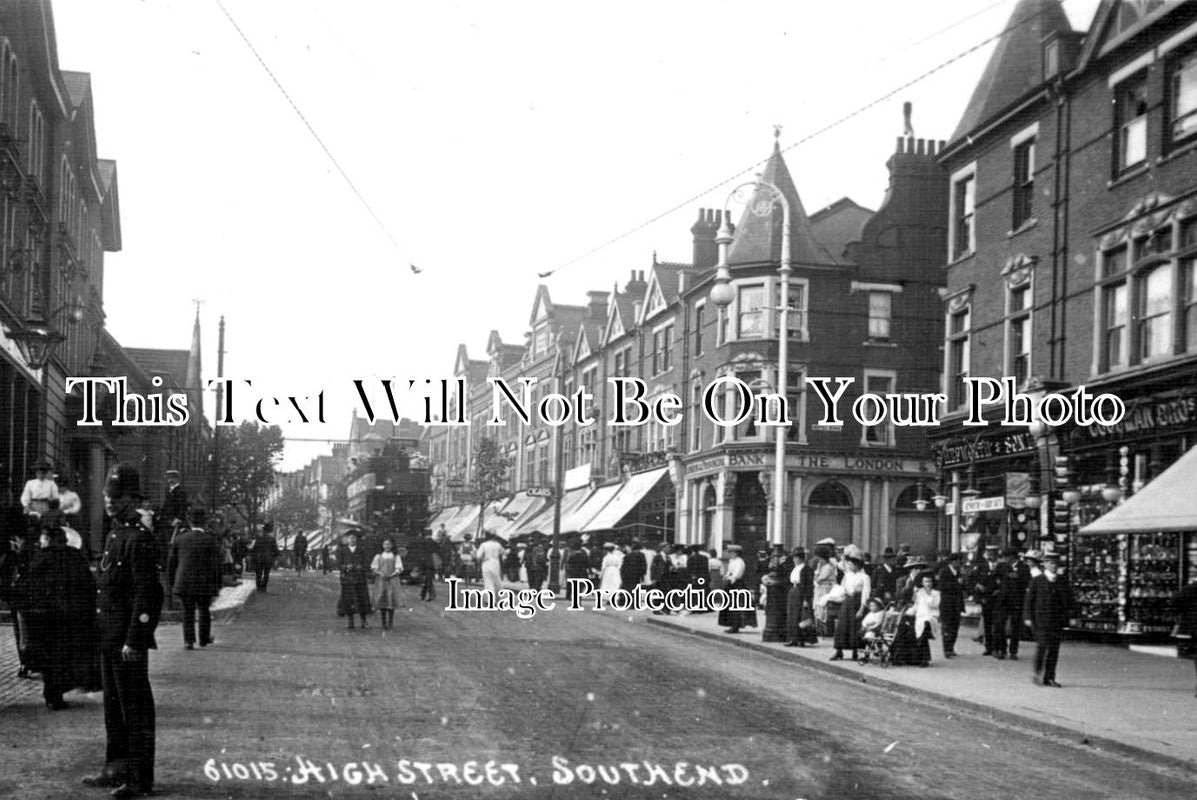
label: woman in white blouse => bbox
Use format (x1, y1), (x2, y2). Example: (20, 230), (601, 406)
(910, 571), (941, 667)
(831, 552), (871, 661)
(598, 543), (624, 601)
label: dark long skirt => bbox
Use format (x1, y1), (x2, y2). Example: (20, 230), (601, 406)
(718, 579), (757, 629)
(833, 593), (863, 650)
(337, 582), (372, 617)
(890, 616), (931, 666)
(785, 586), (817, 644)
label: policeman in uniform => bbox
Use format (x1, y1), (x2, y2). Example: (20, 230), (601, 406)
(82, 463), (162, 799)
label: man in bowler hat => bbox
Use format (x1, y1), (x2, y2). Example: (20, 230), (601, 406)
(1024, 552), (1074, 687)
(936, 551), (965, 658)
(82, 463), (162, 799)
(168, 508), (221, 650)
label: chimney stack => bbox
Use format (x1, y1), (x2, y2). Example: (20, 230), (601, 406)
(691, 208), (722, 269)
(586, 290), (610, 320)
(626, 269), (648, 300)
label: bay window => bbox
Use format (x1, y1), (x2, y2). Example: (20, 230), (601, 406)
(1136, 264), (1174, 361)
(737, 284), (765, 338)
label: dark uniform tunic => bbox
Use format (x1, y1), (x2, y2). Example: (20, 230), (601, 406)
(97, 519), (163, 790)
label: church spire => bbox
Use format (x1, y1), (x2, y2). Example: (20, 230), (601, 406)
(185, 305), (203, 420)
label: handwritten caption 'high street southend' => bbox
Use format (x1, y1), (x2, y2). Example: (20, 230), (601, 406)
(202, 756), (750, 789)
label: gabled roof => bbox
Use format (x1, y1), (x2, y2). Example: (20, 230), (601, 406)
(639, 261), (694, 325)
(603, 286), (641, 345)
(810, 197), (873, 264)
(1077, 0), (1181, 71)
(61, 70), (89, 106)
(96, 159), (121, 251)
(727, 139), (836, 267)
(125, 348), (189, 388)
(949, 0), (1075, 145)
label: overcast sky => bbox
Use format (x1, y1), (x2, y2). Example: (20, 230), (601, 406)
(51, 0), (1100, 470)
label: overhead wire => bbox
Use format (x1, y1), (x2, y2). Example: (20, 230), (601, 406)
(213, 0), (409, 262)
(537, 0), (1071, 279)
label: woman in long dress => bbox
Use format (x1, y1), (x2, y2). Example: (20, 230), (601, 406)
(785, 547), (818, 646)
(831, 552), (871, 661)
(889, 567), (925, 666)
(598, 543), (623, 601)
(27, 524), (100, 709)
(718, 544), (758, 633)
(811, 549), (838, 637)
(336, 531), (372, 629)
(476, 532), (505, 595)
(910, 571), (941, 667)
(369, 537), (403, 631)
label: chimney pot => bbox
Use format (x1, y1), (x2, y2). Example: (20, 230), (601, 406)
(917, 138), (925, 155)
(896, 136), (903, 155)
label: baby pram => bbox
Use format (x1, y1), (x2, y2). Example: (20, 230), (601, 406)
(856, 604), (901, 667)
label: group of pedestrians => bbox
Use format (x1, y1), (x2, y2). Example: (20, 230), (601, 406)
(774, 539), (1079, 686)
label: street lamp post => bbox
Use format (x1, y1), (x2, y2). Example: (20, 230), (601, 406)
(708, 178), (791, 548)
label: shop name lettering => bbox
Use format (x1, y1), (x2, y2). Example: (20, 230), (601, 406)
(201, 755), (750, 789)
(65, 375), (1126, 431)
(1084, 394), (1195, 439)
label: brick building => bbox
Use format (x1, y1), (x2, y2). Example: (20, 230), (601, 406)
(426, 130), (948, 555)
(928, 0), (1197, 635)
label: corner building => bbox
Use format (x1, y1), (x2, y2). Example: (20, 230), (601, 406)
(929, 0), (1197, 637)
(426, 132), (948, 556)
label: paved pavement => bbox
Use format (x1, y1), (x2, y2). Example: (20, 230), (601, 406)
(0, 577), (256, 710)
(644, 607), (1197, 769)
(3, 574), (1195, 799)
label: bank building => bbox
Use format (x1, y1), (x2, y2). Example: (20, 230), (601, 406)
(425, 128), (949, 556)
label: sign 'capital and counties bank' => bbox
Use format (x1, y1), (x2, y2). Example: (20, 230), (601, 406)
(684, 451), (927, 476)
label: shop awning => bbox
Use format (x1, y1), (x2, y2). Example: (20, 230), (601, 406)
(427, 506), (460, 531)
(479, 498), (516, 539)
(559, 483), (622, 534)
(445, 505), (481, 541)
(492, 492), (549, 539)
(1080, 445), (1197, 534)
(304, 529), (329, 551)
(582, 467), (670, 533)
(517, 487), (593, 536)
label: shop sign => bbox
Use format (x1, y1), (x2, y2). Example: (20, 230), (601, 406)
(685, 454), (727, 475)
(961, 496), (1005, 513)
(1080, 390), (1197, 441)
(728, 452), (766, 467)
(347, 473), (376, 500)
(936, 431), (1037, 468)
(1005, 472), (1030, 509)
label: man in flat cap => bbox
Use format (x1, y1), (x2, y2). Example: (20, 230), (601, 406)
(82, 463), (163, 799)
(1024, 552), (1073, 687)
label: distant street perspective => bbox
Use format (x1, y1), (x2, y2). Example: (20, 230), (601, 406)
(3, 571), (1196, 800)
(4, 1), (1197, 799)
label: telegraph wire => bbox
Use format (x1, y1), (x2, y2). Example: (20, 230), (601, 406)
(213, 0), (409, 262)
(538, 0), (1072, 279)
